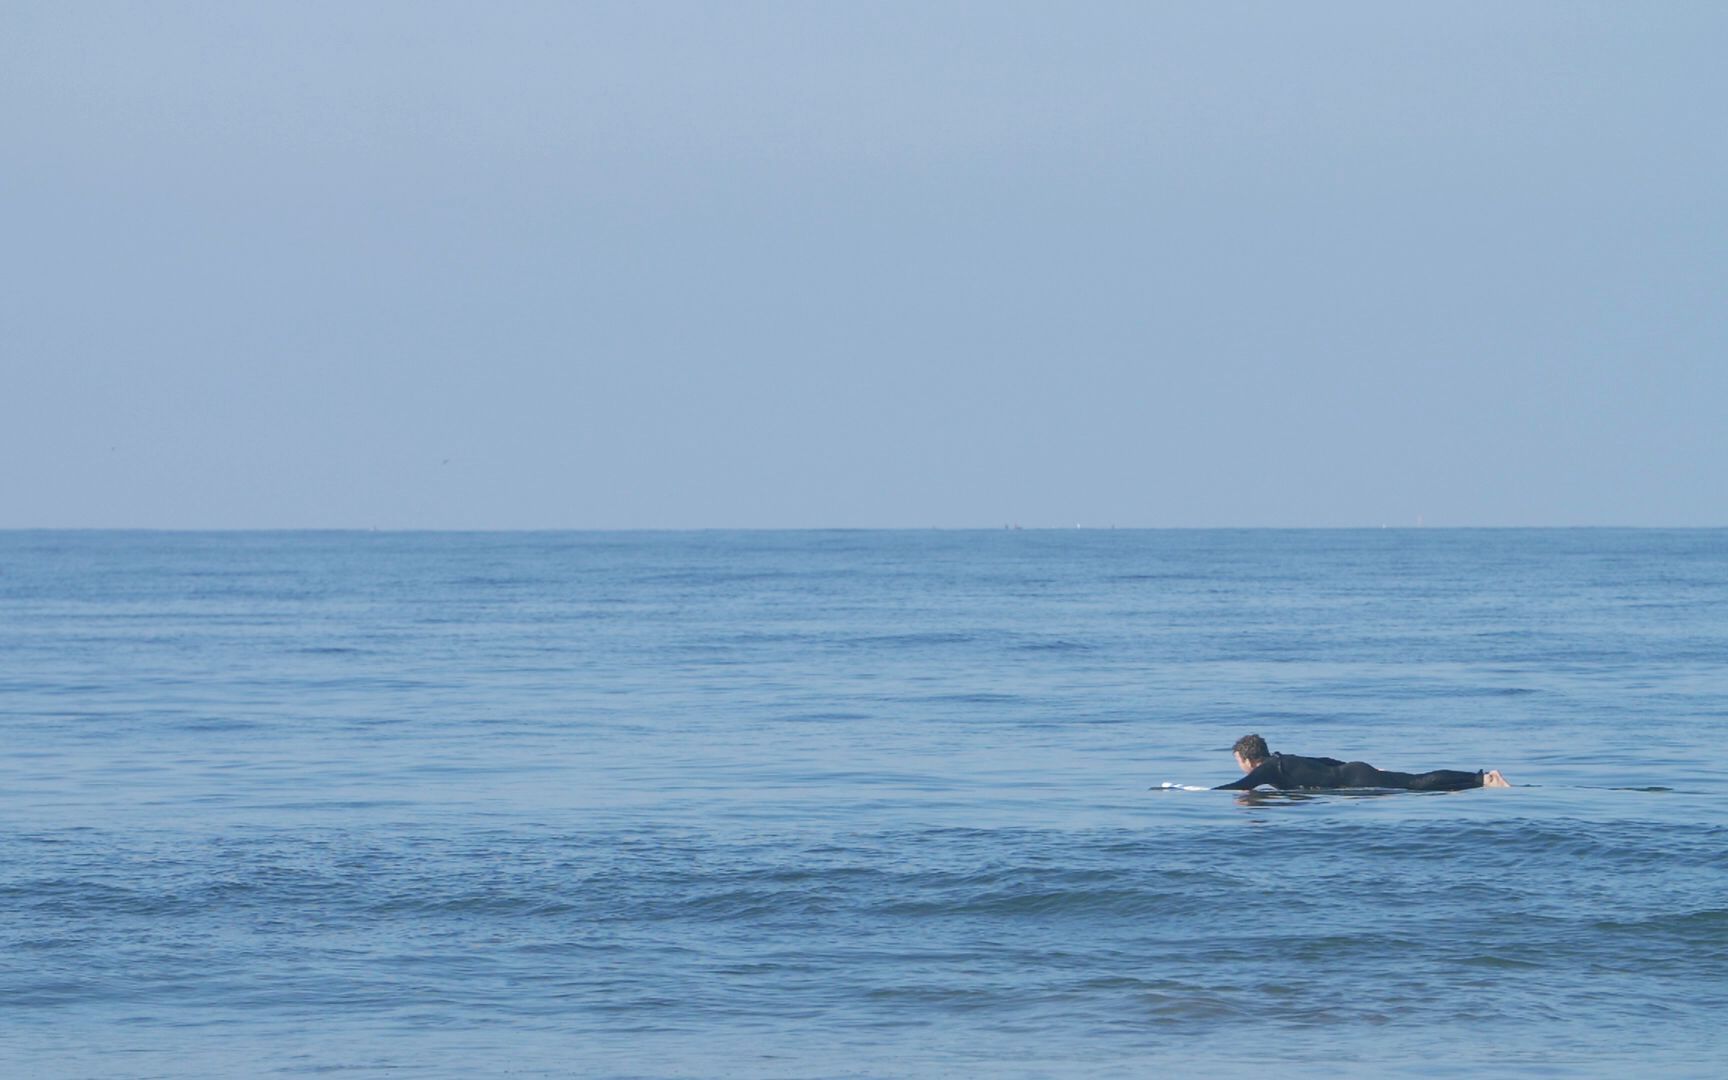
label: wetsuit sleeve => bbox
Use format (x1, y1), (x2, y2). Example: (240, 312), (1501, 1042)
(1214, 760), (1279, 790)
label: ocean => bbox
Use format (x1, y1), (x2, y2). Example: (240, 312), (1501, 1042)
(1, 529), (1724, 1078)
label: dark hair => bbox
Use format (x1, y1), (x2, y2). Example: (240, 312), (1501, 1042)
(1232, 733), (1270, 765)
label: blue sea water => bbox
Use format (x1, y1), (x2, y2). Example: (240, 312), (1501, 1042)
(1, 529), (1725, 1078)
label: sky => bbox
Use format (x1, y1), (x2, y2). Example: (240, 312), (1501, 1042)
(3, 1), (1724, 528)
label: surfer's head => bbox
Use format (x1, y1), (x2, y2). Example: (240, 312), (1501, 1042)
(1232, 733), (1270, 771)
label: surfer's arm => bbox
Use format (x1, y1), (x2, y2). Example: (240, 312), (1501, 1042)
(1213, 760), (1278, 791)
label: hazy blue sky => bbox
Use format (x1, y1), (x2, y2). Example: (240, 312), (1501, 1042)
(3, 2), (1724, 527)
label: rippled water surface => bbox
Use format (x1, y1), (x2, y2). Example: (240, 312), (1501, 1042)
(2, 530), (1725, 1077)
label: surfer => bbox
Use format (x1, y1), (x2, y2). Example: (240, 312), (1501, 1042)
(1215, 733), (1511, 791)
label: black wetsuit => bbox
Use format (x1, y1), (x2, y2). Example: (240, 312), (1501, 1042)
(1214, 752), (1485, 792)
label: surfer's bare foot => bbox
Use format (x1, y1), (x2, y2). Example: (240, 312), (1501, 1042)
(1483, 770), (1510, 788)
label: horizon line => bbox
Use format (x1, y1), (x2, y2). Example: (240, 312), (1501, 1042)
(3, 524), (1724, 534)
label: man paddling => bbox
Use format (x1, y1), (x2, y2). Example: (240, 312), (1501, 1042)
(1215, 733), (1511, 791)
